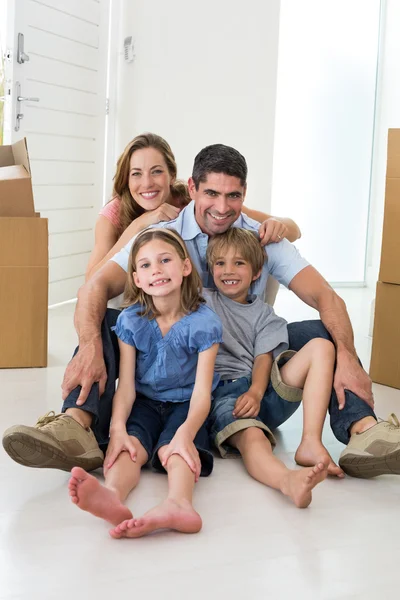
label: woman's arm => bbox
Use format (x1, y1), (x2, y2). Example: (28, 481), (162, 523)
(86, 204), (181, 280)
(242, 205), (301, 243)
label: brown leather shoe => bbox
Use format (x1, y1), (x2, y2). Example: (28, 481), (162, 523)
(2, 411), (104, 472)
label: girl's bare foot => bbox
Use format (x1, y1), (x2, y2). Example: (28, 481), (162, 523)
(295, 440), (345, 478)
(282, 462), (328, 508)
(109, 498), (202, 539)
(68, 466), (133, 525)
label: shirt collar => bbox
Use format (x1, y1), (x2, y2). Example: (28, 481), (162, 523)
(179, 200), (206, 240)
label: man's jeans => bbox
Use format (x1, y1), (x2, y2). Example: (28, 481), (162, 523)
(62, 312), (376, 446)
(287, 320), (376, 444)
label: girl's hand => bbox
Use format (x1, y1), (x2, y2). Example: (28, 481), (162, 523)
(233, 391), (262, 418)
(104, 430), (137, 474)
(160, 428), (201, 482)
(259, 218), (289, 246)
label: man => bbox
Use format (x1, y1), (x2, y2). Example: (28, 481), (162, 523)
(3, 144), (399, 478)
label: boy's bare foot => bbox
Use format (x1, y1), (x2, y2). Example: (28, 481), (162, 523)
(68, 466), (133, 526)
(295, 440), (345, 478)
(109, 498), (202, 539)
(282, 462), (328, 508)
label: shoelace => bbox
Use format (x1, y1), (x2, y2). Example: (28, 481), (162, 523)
(35, 410), (63, 428)
(387, 413), (400, 428)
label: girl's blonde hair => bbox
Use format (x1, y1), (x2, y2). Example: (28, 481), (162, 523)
(123, 228), (205, 318)
(206, 228), (267, 276)
(112, 133), (191, 234)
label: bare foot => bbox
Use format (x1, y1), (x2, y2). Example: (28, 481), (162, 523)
(109, 498), (202, 539)
(295, 440), (345, 478)
(68, 466), (133, 526)
(282, 462), (328, 508)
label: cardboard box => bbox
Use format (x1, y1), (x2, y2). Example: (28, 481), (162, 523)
(0, 139), (35, 217)
(370, 282), (400, 389)
(0, 138), (48, 368)
(379, 129), (400, 285)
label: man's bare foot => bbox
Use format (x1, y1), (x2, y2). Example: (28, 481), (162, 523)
(68, 466), (133, 526)
(295, 440), (345, 478)
(109, 498), (202, 539)
(282, 462), (328, 508)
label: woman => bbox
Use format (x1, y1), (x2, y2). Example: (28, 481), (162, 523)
(86, 133), (301, 280)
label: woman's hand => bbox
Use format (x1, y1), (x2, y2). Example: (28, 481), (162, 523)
(259, 218), (289, 245)
(127, 203), (181, 233)
(104, 429), (137, 474)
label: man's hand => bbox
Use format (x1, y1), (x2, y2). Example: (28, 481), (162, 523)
(334, 350), (374, 410)
(259, 218), (289, 246)
(161, 427), (201, 482)
(233, 390), (262, 418)
(61, 337), (106, 405)
(104, 429), (137, 474)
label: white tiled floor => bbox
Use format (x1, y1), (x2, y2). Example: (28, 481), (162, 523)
(1, 287), (400, 600)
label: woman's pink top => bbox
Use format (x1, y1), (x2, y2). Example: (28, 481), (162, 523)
(99, 196), (121, 229)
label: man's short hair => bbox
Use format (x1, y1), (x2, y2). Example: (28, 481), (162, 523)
(206, 228), (266, 277)
(191, 144), (248, 189)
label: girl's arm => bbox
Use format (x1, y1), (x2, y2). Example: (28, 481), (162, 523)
(242, 205), (301, 243)
(110, 338), (137, 431)
(104, 338), (137, 471)
(181, 343), (219, 439)
(160, 343), (219, 479)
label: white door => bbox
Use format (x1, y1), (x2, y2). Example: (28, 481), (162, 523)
(2, 0), (110, 304)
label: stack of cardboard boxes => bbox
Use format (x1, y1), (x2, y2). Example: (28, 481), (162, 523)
(370, 129), (400, 389)
(0, 138), (48, 368)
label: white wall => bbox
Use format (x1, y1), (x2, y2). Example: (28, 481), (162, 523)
(367, 0), (400, 287)
(112, 0), (280, 211)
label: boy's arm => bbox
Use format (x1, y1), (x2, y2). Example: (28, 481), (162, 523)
(233, 352), (273, 418)
(160, 343), (219, 480)
(104, 338), (137, 471)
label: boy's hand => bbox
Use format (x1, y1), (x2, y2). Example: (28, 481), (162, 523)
(161, 428), (201, 482)
(104, 429), (137, 474)
(233, 391), (262, 418)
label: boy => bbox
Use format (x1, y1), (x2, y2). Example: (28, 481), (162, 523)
(205, 228), (344, 508)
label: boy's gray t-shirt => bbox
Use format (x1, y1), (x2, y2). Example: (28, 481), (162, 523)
(203, 289), (289, 381)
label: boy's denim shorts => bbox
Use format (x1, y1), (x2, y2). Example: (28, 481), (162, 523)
(208, 351), (303, 457)
(125, 394), (213, 476)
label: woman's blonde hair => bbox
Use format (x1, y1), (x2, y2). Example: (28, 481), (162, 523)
(112, 133), (191, 234)
(206, 228), (267, 276)
(122, 228), (205, 318)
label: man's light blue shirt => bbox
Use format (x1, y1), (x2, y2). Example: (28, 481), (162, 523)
(111, 200), (309, 297)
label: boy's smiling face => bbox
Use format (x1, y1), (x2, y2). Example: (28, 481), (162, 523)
(212, 246), (261, 304)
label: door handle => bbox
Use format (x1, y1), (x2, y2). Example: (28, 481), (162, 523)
(17, 33), (30, 64)
(14, 82), (40, 132)
(17, 96), (40, 102)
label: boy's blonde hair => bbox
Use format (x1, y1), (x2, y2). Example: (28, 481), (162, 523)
(123, 228), (204, 318)
(206, 228), (266, 276)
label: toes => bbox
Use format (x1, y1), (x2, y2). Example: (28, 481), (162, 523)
(71, 466), (87, 480)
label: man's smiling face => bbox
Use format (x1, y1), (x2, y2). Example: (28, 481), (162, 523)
(189, 173), (246, 236)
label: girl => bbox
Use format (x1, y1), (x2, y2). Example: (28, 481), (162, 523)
(69, 228), (223, 539)
(85, 132), (300, 280)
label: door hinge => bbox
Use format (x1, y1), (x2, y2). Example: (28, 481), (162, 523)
(105, 98), (110, 115)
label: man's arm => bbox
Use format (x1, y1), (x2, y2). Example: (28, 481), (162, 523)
(61, 261), (127, 405)
(289, 266), (373, 409)
(242, 205), (301, 244)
